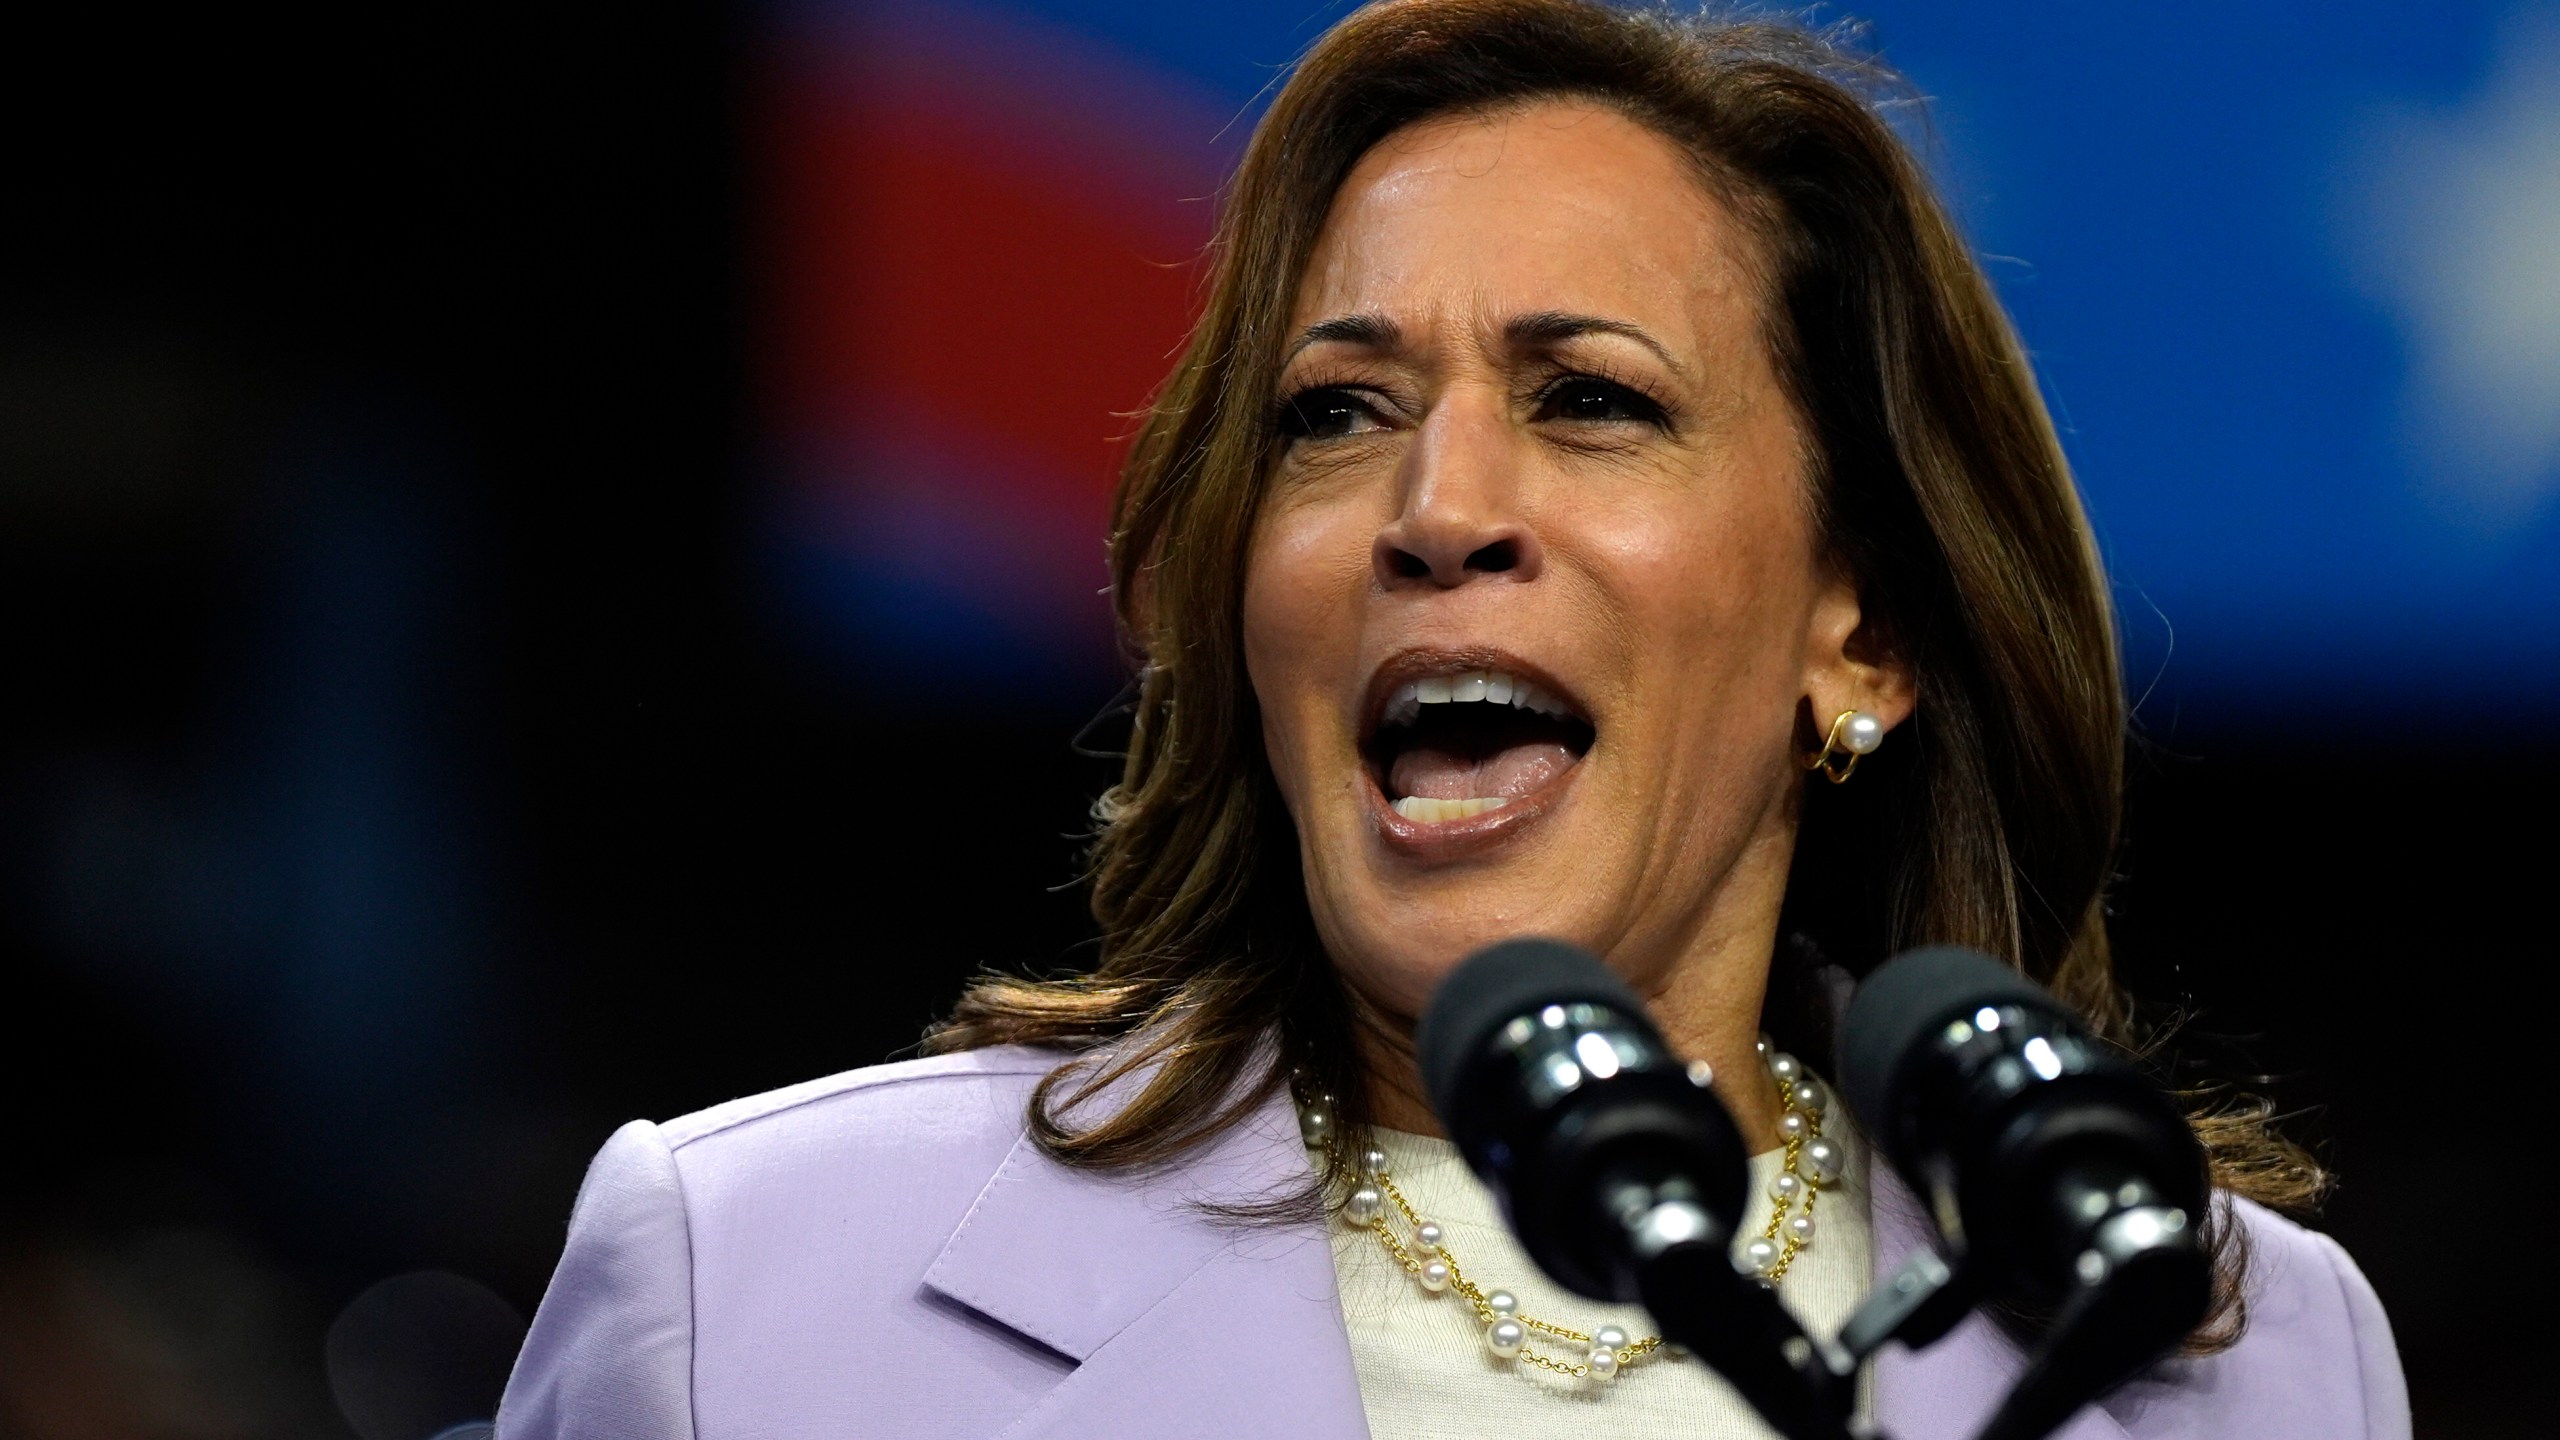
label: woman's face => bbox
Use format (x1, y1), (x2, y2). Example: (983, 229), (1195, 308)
(1242, 101), (1908, 1032)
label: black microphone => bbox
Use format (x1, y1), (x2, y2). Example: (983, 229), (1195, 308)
(1837, 945), (2211, 1440)
(1418, 937), (1857, 1440)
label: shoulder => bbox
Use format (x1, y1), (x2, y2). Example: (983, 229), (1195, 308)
(498, 1045), (1072, 1440)
(645, 1044), (1069, 1262)
(659, 1043), (1060, 1164)
(2105, 1197), (2409, 1440)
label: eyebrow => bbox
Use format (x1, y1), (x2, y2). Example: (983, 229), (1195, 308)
(1281, 309), (1688, 378)
(1284, 312), (1402, 364)
(1504, 311), (1689, 379)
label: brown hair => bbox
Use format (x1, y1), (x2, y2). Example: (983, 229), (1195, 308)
(929, 0), (2324, 1347)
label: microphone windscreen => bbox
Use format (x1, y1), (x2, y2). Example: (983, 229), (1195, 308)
(1838, 945), (2062, 1139)
(1417, 937), (1647, 1128)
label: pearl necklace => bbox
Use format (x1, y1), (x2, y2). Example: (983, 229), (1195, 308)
(1747, 1040), (1848, 1281)
(1299, 1038), (1845, 1389)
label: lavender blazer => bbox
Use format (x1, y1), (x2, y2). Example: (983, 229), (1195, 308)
(497, 1046), (2408, 1440)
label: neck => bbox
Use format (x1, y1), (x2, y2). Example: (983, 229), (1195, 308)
(1350, 929), (1789, 1154)
(1347, 793), (1804, 1151)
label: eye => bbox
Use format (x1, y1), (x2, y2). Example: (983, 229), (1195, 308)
(1275, 386), (1390, 441)
(1535, 375), (1667, 427)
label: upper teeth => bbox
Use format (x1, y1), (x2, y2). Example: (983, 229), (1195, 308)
(1380, 668), (1572, 730)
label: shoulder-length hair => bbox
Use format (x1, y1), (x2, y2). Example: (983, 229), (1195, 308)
(930, 0), (2323, 1346)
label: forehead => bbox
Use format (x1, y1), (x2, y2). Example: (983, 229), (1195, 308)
(1292, 100), (1764, 340)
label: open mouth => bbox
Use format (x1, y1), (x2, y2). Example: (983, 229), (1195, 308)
(1363, 664), (1596, 825)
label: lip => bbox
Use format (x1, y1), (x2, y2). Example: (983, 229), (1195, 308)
(1367, 751), (1586, 859)
(1358, 645), (1595, 862)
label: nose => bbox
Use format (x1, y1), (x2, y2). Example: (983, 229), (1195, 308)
(1372, 404), (1544, 590)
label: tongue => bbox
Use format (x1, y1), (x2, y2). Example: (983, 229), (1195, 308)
(1391, 741), (1576, 801)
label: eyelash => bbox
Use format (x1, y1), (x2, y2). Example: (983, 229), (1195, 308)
(1271, 367), (1675, 442)
(1271, 384), (1387, 441)
(1529, 366), (1674, 428)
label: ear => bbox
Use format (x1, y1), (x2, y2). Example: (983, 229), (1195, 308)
(1800, 566), (1917, 742)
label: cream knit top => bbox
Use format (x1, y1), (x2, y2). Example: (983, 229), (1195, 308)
(1327, 1116), (1873, 1440)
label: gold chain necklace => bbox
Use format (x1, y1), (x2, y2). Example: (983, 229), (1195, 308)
(1301, 1038), (1846, 1388)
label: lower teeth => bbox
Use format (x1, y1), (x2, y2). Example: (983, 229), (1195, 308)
(1392, 796), (1510, 823)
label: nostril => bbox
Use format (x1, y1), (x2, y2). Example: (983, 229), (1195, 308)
(1385, 546), (1432, 580)
(1465, 539), (1520, 574)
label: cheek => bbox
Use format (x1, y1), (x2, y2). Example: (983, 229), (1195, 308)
(1241, 497), (1377, 796)
(1614, 496), (1804, 613)
(1568, 472), (1820, 716)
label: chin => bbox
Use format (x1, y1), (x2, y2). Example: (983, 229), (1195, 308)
(1313, 862), (1625, 1022)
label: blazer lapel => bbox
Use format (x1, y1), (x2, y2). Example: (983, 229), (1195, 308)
(1867, 1167), (2131, 1440)
(921, 1083), (1370, 1440)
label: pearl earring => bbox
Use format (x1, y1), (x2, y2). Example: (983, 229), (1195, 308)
(1808, 708), (1884, 783)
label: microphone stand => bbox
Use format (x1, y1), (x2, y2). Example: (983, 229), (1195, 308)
(1971, 1175), (2208, 1440)
(1604, 1171), (1864, 1440)
(1808, 1171), (2206, 1440)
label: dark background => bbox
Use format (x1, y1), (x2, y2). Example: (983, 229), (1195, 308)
(0, 5), (2545, 1437)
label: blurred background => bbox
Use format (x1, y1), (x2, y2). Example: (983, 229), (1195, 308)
(1, 1), (2551, 1435)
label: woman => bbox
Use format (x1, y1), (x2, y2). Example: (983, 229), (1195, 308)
(499, 3), (2405, 1437)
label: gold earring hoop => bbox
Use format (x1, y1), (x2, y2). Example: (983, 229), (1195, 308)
(1808, 708), (1884, 783)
